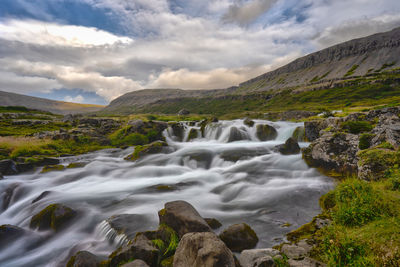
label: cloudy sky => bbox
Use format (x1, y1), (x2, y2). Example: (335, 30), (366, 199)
(0, 0), (399, 105)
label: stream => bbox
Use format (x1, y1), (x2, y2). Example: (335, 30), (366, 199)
(0, 119), (333, 266)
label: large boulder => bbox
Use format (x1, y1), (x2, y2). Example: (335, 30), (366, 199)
(109, 234), (159, 267)
(228, 127), (249, 142)
(219, 223), (259, 252)
(124, 141), (168, 161)
(281, 244), (307, 260)
(158, 201), (211, 238)
(121, 259), (150, 267)
(256, 124), (277, 141)
(292, 126), (305, 142)
(173, 232), (235, 267)
(30, 204), (77, 232)
(370, 114), (400, 149)
(302, 132), (359, 176)
(275, 138), (301, 155)
(0, 224), (25, 249)
(169, 122), (185, 141)
(67, 251), (103, 267)
(304, 121), (324, 142)
(0, 159), (18, 176)
(239, 248), (280, 267)
(106, 214), (154, 241)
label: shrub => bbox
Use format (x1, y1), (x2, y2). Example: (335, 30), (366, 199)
(341, 121), (373, 134)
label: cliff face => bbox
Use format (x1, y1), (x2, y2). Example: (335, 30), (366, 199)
(103, 27), (400, 114)
(0, 91), (104, 114)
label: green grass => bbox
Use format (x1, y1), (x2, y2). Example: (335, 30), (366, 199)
(344, 65), (359, 77)
(0, 106), (54, 115)
(341, 121), (374, 134)
(0, 120), (71, 136)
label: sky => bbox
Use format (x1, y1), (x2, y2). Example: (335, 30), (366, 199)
(0, 0), (399, 105)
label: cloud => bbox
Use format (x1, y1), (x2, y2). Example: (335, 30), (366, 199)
(64, 95), (85, 103)
(0, 71), (61, 95)
(0, 19), (133, 47)
(222, 0), (277, 26)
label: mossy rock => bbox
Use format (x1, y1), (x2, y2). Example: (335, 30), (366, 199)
(124, 141), (168, 161)
(358, 148), (400, 180)
(204, 218), (222, 229)
(244, 118), (255, 127)
(41, 164), (65, 173)
(219, 223), (259, 252)
(66, 162), (87, 169)
(30, 203), (77, 231)
(358, 133), (375, 150)
(160, 256), (173, 267)
(292, 126), (305, 142)
(319, 190), (336, 211)
(256, 124), (277, 141)
(187, 128), (198, 141)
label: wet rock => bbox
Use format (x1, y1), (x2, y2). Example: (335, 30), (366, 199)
(121, 259), (150, 267)
(187, 128), (198, 141)
(275, 138), (301, 155)
(178, 109), (190, 116)
(204, 218), (222, 229)
(30, 203), (77, 232)
(106, 214), (152, 241)
(15, 162), (34, 173)
(239, 248), (280, 267)
(0, 224), (25, 249)
(228, 127), (249, 142)
(31, 191), (53, 204)
(169, 122), (185, 141)
(292, 126), (305, 142)
(0, 159), (18, 176)
(278, 111), (317, 121)
(281, 244), (306, 260)
(67, 251), (103, 267)
(158, 200), (211, 238)
(219, 223), (259, 252)
(244, 118), (255, 127)
(124, 141), (168, 161)
(2, 183), (20, 210)
(109, 234), (159, 267)
(304, 121), (324, 142)
(187, 150), (214, 169)
(173, 232), (235, 267)
(211, 117), (219, 122)
(40, 164), (65, 173)
(256, 124), (277, 141)
(302, 132), (359, 176)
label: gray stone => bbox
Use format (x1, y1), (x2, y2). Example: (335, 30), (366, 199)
(173, 232), (235, 267)
(228, 127), (249, 142)
(287, 257), (326, 267)
(219, 223), (259, 252)
(281, 244), (306, 260)
(275, 137), (301, 155)
(68, 251), (103, 267)
(106, 214), (153, 241)
(121, 259), (150, 267)
(0, 159), (18, 176)
(30, 203), (77, 232)
(158, 200), (211, 238)
(239, 248), (280, 267)
(256, 124), (278, 141)
(0, 224), (25, 249)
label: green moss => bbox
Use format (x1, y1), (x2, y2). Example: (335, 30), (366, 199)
(341, 120), (373, 134)
(344, 64), (359, 77)
(160, 256), (174, 267)
(124, 141), (167, 161)
(292, 126), (305, 141)
(187, 128), (198, 140)
(158, 208), (166, 217)
(41, 164), (65, 173)
(66, 162), (86, 168)
(319, 190), (336, 211)
(359, 133), (375, 150)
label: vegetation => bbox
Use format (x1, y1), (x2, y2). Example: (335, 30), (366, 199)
(344, 64), (359, 77)
(341, 120), (374, 134)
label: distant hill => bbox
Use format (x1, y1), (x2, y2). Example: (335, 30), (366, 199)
(0, 91), (104, 115)
(101, 27), (400, 115)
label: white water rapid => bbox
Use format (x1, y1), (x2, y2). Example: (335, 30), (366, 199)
(0, 120), (333, 266)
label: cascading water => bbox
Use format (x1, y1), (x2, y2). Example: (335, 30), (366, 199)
(0, 120), (333, 266)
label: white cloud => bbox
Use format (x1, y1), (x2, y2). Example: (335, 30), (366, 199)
(222, 0), (278, 26)
(0, 71), (61, 95)
(0, 19), (133, 47)
(64, 95), (85, 103)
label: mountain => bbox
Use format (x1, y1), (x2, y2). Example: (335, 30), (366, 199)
(0, 91), (104, 115)
(101, 27), (400, 116)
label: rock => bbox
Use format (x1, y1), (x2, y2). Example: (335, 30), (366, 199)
(109, 234), (159, 267)
(0, 224), (25, 249)
(219, 223), (259, 252)
(124, 141), (168, 161)
(128, 119), (146, 132)
(173, 232), (235, 267)
(121, 259), (150, 267)
(40, 164), (65, 173)
(275, 138), (301, 155)
(239, 248), (280, 267)
(256, 124), (277, 141)
(2, 183), (20, 211)
(244, 118), (255, 127)
(0, 159), (18, 176)
(31, 191), (53, 204)
(287, 257), (326, 267)
(370, 114), (400, 149)
(204, 218), (222, 229)
(314, 218), (331, 229)
(302, 132), (359, 176)
(211, 117), (219, 122)
(178, 109), (190, 116)
(304, 121), (324, 142)
(281, 244), (306, 260)
(187, 128), (198, 141)
(254, 256), (275, 267)
(106, 214), (153, 241)
(67, 251), (103, 267)
(169, 122), (185, 141)
(30, 203), (77, 231)
(40, 157), (60, 166)
(292, 126), (305, 142)
(158, 200), (211, 238)
(278, 111), (317, 121)
(228, 127), (249, 142)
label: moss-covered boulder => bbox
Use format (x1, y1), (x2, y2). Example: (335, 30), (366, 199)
(124, 141), (168, 161)
(121, 259), (150, 267)
(204, 218), (222, 229)
(275, 137), (301, 155)
(256, 124), (277, 141)
(292, 126), (306, 142)
(187, 128), (198, 141)
(66, 162), (87, 169)
(40, 164), (65, 173)
(30, 203), (77, 231)
(228, 127), (249, 142)
(244, 118), (255, 127)
(67, 250), (104, 267)
(169, 122), (185, 141)
(357, 148), (400, 180)
(219, 223), (259, 252)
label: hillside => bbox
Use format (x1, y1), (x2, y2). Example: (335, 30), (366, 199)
(0, 91), (104, 115)
(101, 27), (400, 116)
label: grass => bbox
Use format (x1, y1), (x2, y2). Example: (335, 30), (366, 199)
(344, 65), (359, 77)
(0, 106), (54, 115)
(0, 120), (71, 136)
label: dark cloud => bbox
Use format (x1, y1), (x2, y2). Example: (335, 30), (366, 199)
(222, 0), (277, 26)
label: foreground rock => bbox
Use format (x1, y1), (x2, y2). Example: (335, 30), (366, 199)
(121, 259), (150, 267)
(67, 251), (103, 267)
(109, 234), (159, 267)
(106, 214), (153, 241)
(0, 159), (18, 176)
(0, 224), (25, 249)
(158, 200), (211, 238)
(173, 232), (235, 267)
(125, 141), (168, 161)
(275, 137), (301, 155)
(204, 218), (222, 229)
(30, 204), (77, 231)
(219, 223), (259, 252)
(239, 248), (280, 267)
(256, 124), (277, 141)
